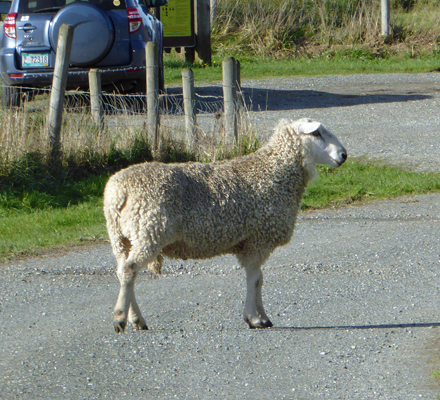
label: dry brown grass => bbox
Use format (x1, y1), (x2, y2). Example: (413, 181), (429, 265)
(0, 89), (257, 169)
(212, 0), (440, 58)
(0, 91), (154, 168)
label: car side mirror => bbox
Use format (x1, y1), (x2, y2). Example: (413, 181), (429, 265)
(144, 0), (168, 6)
(0, 1), (11, 14)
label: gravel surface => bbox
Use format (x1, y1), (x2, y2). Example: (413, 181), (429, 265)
(246, 73), (440, 173)
(1, 74), (440, 399)
(195, 72), (440, 172)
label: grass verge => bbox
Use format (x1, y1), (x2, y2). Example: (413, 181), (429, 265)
(303, 160), (440, 209)
(2, 158), (440, 262)
(164, 50), (440, 84)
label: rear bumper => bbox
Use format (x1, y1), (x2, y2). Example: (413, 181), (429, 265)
(0, 46), (147, 90)
(1, 67), (146, 89)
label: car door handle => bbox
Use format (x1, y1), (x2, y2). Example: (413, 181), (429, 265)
(18, 25), (38, 31)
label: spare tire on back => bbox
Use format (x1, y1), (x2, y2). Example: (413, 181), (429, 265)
(49, 3), (115, 67)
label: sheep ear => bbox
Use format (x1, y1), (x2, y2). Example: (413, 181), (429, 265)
(298, 121), (322, 135)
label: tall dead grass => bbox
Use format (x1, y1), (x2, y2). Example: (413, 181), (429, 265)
(213, 0), (382, 56)
(0, 89), (257, 173)
(212, 0), (440, 57)
(0, 101), (149, 168)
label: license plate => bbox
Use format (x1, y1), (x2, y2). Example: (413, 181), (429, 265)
(22, 52), (49, 68)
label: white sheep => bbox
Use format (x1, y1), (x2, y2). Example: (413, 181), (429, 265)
(104, 118), (347, 332)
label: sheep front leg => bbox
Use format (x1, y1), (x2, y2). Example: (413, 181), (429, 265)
(255, 271), (273, 328)
(243, 265), (273, 329)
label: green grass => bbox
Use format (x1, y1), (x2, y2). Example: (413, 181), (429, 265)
(0, 169), (109, 259)
(2, 158), (440, 261)
(0, 203), (107, 258)
(303, 160), (440, 209)
(432, 369), (440, 380)
(163, 50), (440, 84)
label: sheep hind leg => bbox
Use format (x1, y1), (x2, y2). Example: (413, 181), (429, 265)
(128, 286), (148, 330)
(114, 259), (139, 333)
(127, 254), (163, 330)
(242, 262), (273, 329)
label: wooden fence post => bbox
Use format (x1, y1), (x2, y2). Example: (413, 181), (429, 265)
(222, 56), (237, 143)
(210, 0), (217, 24)
(195, 0), (211, 65)
(182, 68), (196, 150)
(381, 0), (390, 37)
(146, 42), (160, 150)
(88, 69), (104, 128)
(234, 59), (242, 109)
(47, 24), (74, 163)
(234, 59), (241, 92)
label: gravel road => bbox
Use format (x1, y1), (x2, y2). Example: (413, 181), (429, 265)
(1, 73), (440, 399)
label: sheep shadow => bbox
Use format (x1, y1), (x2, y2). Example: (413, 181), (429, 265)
(164, 86), (431, 115)
(271, 321), (440, 331)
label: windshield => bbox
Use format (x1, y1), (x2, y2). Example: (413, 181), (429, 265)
(18, 0), (127, 13)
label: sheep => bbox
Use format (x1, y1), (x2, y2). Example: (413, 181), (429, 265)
(103, 118), (347, 333)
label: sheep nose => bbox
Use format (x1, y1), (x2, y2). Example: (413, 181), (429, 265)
(340, 151), (347, 162)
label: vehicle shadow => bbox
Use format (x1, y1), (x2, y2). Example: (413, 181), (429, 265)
(271, 321), (440, 331)
(165, 86), (431, 114)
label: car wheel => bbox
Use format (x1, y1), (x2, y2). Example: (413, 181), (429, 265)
(49, 3), (115, 67)
(1, 81), (21, 108)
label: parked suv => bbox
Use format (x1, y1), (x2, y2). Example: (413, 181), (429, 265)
(0, 0), (166, 107)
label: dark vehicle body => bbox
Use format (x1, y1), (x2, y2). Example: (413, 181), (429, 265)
(0, 0), (166, 107)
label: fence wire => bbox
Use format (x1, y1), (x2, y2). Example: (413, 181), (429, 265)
(0, 82), (250, 164)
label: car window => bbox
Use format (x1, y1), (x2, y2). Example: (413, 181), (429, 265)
(18, 0), (127, 13)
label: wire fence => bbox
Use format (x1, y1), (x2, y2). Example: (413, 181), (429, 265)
(0, 78), (249, 165)
(0, 49), (256, 166)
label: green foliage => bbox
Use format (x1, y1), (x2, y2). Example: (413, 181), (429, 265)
(105, 136), (153, 170)
(391, 23), (409, 42)
(392, 0), (417, 11)
(303, 160), (440, 209)
(0, 135), (154, 212)
(0, 161), (108, 212)
(157, 140), (196, 163)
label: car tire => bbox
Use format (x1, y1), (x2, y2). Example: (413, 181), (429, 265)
(1, 81), (21, 108)
(49, 3), (115, 67)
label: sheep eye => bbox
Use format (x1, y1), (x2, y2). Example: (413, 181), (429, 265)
(311, 130), (322, 138)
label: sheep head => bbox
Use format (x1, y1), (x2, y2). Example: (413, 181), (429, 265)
(290, 118), (347, 168)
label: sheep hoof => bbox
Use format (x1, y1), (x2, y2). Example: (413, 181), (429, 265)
(114, 321), (126, 333)
(247, 319), (272, 329)
(263, 320), (273, 328)
(130, 317), (149, 330)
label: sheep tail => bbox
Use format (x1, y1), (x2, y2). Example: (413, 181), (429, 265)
(104, 181), (129, 257)
(104, 181), (163, 276)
